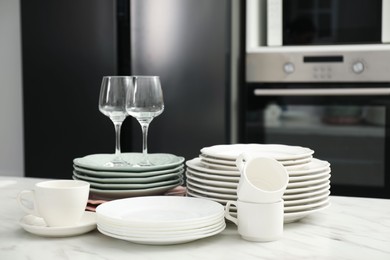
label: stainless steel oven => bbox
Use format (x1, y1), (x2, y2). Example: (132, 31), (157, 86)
(242, 83), (390, 198)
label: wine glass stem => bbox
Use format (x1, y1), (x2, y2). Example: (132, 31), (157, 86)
(113, 121), (123, 156)
(141, 122), (150, 160)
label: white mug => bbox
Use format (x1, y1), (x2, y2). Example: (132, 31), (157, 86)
(225, 199), (284, 242)
(236, 154), (289, 203)
(17, 180), (90, 227)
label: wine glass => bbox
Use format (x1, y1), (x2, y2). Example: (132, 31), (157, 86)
(98, 76), (131, 167)
(126, 76), (164, 166)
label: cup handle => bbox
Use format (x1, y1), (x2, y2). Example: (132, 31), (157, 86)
(224, 200), (238, 225)
(17, 190), (38, 216)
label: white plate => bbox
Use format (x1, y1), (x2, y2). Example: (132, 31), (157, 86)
(284, 197), (330, 212)
(73, 165), (184, 178)
(287, 158), (331, 176)
(198, 160), (239, 171)
(284, 202), (331, 223)
(98, 219), (225, 238)
(186, 190), (330, 224)
(96, 196), (225, 227)
(199, 154), (236, 166)
(284, 190), (330, 206)
(287, 174), (331, 188)
(186, 158), (240, 176)
(186, 177), (237, 194)
(283, 185), (331, 200)
(97, 211), (225, 232)
(284, 180), (330, 194)
(186, 189), (231, 205)
(73, 169), (183, 184)
(89, 180), (183, 200)
(186, 183), (237, 200)
(97, 222), (226, 245)
(200, 156), (313, 171)
(200, 144), (314, 161)
(186, 168), (240, 183)
(74, 153), (185, 172)
(185, 171), (239, 188)
(288, 169), (331, 182)
(19, 211), (96, 237)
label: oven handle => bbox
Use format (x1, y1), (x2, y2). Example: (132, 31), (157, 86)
(253, 88), (390, 96)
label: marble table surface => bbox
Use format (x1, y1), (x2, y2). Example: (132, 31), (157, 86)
(1, 176), (389, 260)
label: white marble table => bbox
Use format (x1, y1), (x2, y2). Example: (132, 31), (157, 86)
(1, 176), (389, 260)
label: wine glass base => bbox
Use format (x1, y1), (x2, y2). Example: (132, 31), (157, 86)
(132, 160), (153, 167)
(103, 157), (131, 167)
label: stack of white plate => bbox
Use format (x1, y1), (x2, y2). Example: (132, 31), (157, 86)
(96, 196), (226, 245)
(72, 153), (185, 200)
(185, 144), (331, 223)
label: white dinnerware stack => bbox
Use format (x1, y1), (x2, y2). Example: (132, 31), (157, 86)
(185, 144), (331, 223)
(72, 153), (185, 200)
(95, 196), (226, 245)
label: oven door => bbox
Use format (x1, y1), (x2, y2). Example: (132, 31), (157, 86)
(242, 83), (390, 198)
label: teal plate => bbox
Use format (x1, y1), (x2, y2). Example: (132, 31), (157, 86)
(73, 153), (185, 172)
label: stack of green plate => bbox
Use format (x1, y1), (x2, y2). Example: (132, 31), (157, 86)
(73, 153), (185, 200)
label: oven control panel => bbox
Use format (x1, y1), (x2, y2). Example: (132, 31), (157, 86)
(246, 45), (390, 82)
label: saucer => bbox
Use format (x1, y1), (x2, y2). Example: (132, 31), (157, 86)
(19, 211), (96, 237)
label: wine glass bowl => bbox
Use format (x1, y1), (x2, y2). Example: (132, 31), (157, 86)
(99, 76), (131, 167)
(126, 76), (164, 166)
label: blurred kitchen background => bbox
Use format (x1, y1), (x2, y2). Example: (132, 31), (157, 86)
(0, 0), (240, 178)
(1, 0), (390, 198)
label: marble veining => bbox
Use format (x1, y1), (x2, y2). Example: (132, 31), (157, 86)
(1, 176), (390, 260)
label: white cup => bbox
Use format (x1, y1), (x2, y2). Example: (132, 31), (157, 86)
(236, 154), (289, 203)
(225, 199), (284, 242)
(17, 180), (90, 227)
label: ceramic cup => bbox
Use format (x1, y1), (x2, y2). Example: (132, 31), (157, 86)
(17, 180), (90, 227)
(236, 154), (289, 203)
(225, 199), (284, 242)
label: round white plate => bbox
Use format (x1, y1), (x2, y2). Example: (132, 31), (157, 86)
(19, 211), (96, 237)
(73, 175), (182, 189)
(186, 177), (237, 194)
(284, 190), (330, 206)
(287, 174), (331, 188)
(288, 169), (331, 182)
(89, 180), (183, 200)
(97, 222), (226, 245)
(73, 165), (184, 178)
(199, 154), (236, 166)
(97, 211), (225, 232)
(283, 185), (331, 200)
(284, 180), (330, 194)
(185, 171), (239, 188)
(284, 198), (330, 212)
(186, 189), (230, 205)
(186, 190), (330, 224)
(186, 158), (240, 176)
(284, 202), (331, 223)
(198, 160), (238, 171)
(186, 169), (240, 183)
(186, 183), (237, 200)
(73, 169), (183, 184)
(276, 156), (313, 166)
(74, 153), (185, 172)
(287, 158), (331, 176)
(199, 157), (313, 171)
(200, 144), (314, 161)
(97, 218), (225, 238)
(96, 196), (225, 227)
